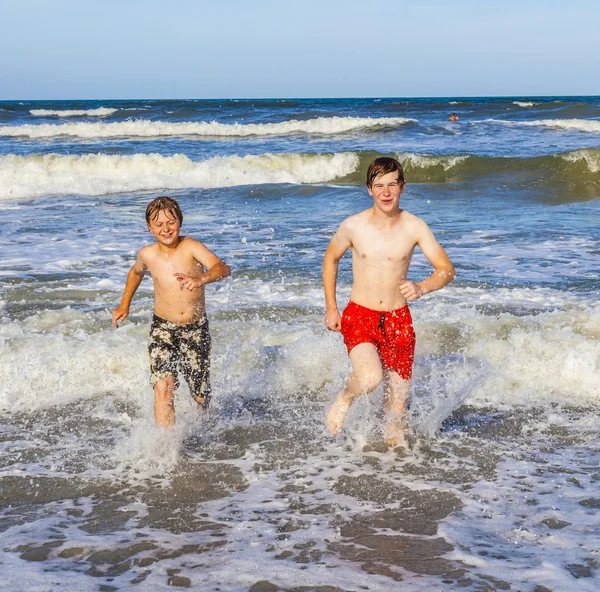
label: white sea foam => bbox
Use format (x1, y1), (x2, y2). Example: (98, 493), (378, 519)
(29, 107), (118, 117)
(494, 118), (600, 134)
(441, 442), (600, 591)
(414, 289), (600, 408)
(0, 116), (415, 139)
(559, 148), (600, 172)
(0, 151), (360, 200)
(513, 101), (537, 107)
(399, 152), (469, 170)
(1, 286), (598, 414)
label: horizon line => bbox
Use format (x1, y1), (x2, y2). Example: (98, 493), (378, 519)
(1, 93), (600, 102)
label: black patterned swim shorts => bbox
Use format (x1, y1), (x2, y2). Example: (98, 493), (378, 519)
(148, 314), (211, 404)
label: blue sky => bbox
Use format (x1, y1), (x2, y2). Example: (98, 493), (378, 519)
(1, 0), (599, 99)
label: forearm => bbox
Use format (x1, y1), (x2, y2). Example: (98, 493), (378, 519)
(119, 269), (145, 306)
(199, 261), (231, 286)
(417, 264), (455, 295)
(322, 257), (340, 311)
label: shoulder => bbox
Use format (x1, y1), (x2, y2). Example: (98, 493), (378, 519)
(179, 236), (205, 249)
(401, 210), (430, 232)
(399, 209), (421, 224)
(178, 236), (213, 257)
(400, 211), (440, 246)
(339, 210), (369, 234)
(139, 243), (156, 260)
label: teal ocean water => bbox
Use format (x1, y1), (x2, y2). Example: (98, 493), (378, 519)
(0, 97), (599, 591)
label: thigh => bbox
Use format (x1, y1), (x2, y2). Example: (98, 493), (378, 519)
(179, 321), (212, 399)
(148, 320), (179, 384)
(380, 313), (415, 380)
(341, 302), (378, 355)
(349, 342), (384, 382)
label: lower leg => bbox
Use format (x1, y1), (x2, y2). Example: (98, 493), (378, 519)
(154, 376), (176, 429)
(326, 374), (362, 435)
(327, 344), (383, 435)
(383, 372), (410, 447)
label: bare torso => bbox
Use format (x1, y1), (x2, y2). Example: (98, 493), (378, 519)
(348, 209), (418, 311)
(141, 237), (206, 324)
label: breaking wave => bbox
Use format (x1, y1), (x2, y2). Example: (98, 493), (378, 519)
(0, 152), (360, 200)
(494, 117), (600, 134)
(29, 107), (119, 117)
(1, 148), (598, 201)
(0, 116), (415, 139)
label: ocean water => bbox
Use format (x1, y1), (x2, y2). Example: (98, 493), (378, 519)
(0, 97), (599, 591)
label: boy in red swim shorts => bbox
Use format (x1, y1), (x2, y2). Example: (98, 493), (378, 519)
(323, 157), (455, 446)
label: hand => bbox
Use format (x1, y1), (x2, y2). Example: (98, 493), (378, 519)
(399, 280), (423, 302)
(174, 273), (203, 291)
(112, 304), (129, 328)
(324, 309), (342, 332)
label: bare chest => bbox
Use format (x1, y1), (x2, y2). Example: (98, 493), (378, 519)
(352, 231), (415, 267)
(147, 251), (203, 287)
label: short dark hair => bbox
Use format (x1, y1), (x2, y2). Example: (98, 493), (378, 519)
(145, 196), (183, 225)
(366, 157), (405, 188)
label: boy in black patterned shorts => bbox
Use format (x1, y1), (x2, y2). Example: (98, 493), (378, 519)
(112, 197), (231, 428)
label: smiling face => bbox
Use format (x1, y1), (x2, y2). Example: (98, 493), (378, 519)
(147, 209), (182, 247)
(367, 170), (405, 213)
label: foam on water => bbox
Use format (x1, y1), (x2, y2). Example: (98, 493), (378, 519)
(2, 284), (598, 416)
(2, 280), (599, 589)
(29, 107), (118, 117)
(560, 147), (600, 172)
(3, 147), (598, 201)
(0, 116), (415, 139)
(0, 152), (360, 200)
(494, 117), (600, 134)
(400, 152), (469, 171)
(440, 437), (600, 592)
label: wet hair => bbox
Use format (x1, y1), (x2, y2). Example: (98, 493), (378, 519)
(366, 157), (405, 188)
(145, 196), (183, 225)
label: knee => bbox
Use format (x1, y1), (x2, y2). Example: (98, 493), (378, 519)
(154, 377), (175, 403)
(356, 370), (383, 394)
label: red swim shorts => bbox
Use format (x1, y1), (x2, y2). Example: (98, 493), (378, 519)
(340, 301), (416, 380)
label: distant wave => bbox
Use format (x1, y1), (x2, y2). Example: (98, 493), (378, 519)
(1, 148), (598, 201)
(494, 118), (600, 134)
(560, 148), (600, 173)
(342, 149), (600, 194)
(0, 152), (360, 200)
(512, 101), (537, 107)
(29, 107), (118, 117)
(400, 148), (600, 182)
(0, 116), (415, 139)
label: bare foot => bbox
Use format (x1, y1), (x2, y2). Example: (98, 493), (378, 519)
(193, 395), (209, 409)
(384, 432), (407, 448)
(384, 414), (407, 448)
(327, 393), (352, 435)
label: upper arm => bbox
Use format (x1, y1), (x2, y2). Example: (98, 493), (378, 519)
(325, 220), (353, 263)
(132, 250), (149, 275)
(187, 238), (226, 269)
(415, 220), (454, 271)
